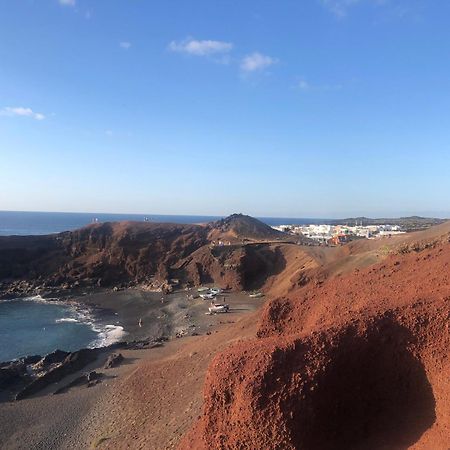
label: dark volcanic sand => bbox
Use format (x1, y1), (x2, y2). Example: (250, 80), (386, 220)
(0, 288), (262, 450)
(77, 288), (260, 343)
(77, 289), (172, 342)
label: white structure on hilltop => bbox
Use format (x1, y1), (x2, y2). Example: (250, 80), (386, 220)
(271, 223), (405, 243)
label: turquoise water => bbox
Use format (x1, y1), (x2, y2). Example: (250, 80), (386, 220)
(0, 298), (124, 362)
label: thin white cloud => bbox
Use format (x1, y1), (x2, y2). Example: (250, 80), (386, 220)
(319, 0), (392, 18)
(0, 107), (46, 121)
(240, 52), (278, 73)
(59, 0), (76, 6)
(298, 79), (311, 90)
(320, 0), (361, 17)
(168, 38), (233, 56)
(295, 78), (343, 92)
(120, 41), (131, 50)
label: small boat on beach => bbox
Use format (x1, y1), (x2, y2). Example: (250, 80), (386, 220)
(208, 304), (229, 314)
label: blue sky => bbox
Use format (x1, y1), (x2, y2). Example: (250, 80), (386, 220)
(1, 0), (449, 218)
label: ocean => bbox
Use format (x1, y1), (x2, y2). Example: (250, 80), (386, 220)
(0, 296), (124, 362)
(0, 210), (323, 236)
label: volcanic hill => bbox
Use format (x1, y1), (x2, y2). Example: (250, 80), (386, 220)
(4, 216), (445, 449)
(179, 223), (450, 450)
(0, 214), (296, 298)
(208, 213), (286, 242)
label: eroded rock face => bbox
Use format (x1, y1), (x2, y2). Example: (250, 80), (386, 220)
(181, 317), (438, 450)
(179, 243), (450, 450)
(0, 222), (209, 293)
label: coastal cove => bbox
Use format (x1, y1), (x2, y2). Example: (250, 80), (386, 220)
(0, 286), (202, 364)
(0, 296), (125, 363)
(0, 215), (449, 449)
(3, 1), (450, 446)
(0, 285), (263, 448)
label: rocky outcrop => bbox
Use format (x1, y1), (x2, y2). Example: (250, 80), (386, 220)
(15, 348), (99, 400)
(0, 337), (168, 401)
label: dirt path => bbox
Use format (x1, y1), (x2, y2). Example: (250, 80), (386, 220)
(78, 312), (260, 449)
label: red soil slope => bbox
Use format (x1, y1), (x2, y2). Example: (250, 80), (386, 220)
(180, 239), (450, 449)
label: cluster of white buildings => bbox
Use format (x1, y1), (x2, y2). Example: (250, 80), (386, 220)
(272, 223), (405, 244)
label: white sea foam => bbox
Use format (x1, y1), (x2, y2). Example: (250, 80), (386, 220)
(23, 295), (58, 303)
(1, 295), (53, 304)
(91, 324), (126, 348)
(68, 307), (127, 347)
(6, 295), (127, 349)
(55, 317), (78, 323)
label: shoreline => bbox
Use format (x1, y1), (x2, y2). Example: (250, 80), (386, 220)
(0, 286), (262, 401)
(0, 285), (186, 362)
(0, 283), (264, 448)
(0, 287), (176, 403)
(0, 293), (127, 365)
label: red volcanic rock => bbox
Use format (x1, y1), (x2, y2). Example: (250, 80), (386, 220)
(0, 216), (299, 295)
(0, 221), (209, 289)
(179, 242), (450, 450)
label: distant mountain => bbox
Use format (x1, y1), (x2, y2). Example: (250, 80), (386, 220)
(327, 216), (446, 231)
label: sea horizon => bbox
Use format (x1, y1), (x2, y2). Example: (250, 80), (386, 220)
(0, 210), (335, 236)
(1, 210), (446, 237)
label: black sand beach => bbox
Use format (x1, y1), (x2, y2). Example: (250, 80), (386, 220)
(75, 287), (260, 343)
(0, 287), (263, 449)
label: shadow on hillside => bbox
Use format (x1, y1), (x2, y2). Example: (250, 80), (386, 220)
(243, 245), (287, 291)
(288, 317), (436, 449)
